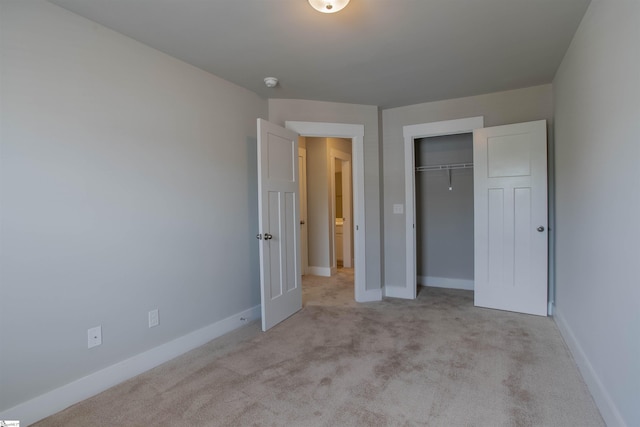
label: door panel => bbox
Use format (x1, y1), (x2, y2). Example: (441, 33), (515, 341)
(474, 120), (548, 316)
(257, 119), (301, 331)
(488, 133), (532, 177)
(267, 192), (282, 298)
(284, 192), (296, 291)
(487, 188), (505, 288)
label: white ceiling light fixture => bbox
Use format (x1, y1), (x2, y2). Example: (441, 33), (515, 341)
(308, 0), (350, 14)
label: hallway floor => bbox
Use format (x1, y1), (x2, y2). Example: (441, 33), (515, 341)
(302, 267), (356, 307)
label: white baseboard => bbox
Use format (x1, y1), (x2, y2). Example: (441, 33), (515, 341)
(355, 287), (382, 302)
(554, 308), (627, 427)
(418, 276), (474, 291)
(308, 266), (331, 277)
(0, 304), (261, 426)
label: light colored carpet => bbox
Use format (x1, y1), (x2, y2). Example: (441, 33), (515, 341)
(302, 267), (358, 308)
(33, 273), (604, 426)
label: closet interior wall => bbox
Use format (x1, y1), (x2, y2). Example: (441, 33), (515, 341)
(415, 133), (475, 290)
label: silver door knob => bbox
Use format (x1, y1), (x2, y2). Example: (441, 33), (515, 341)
(264, 233), (273, 240)
(537, 226), (545, 232)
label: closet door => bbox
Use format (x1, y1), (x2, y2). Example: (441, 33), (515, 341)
(473, 120), (548, 316)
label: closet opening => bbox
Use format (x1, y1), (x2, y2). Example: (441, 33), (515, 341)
(402, 116), (484, 300)
(415, 133), (475, 292)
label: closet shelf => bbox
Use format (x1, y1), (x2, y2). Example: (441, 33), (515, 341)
(415, 162), (473, 172)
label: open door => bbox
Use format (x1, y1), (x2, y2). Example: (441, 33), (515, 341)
(257, 119), (302, 331)
(473, 120), (548, 316)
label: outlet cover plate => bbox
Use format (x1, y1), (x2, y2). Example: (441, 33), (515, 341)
(148, 309), (159, 328)
(88, 326), (102, 349)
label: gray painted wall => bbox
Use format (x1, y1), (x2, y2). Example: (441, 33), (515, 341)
(0, 1), (267, 411)
(329, 138), (354, 266)
(269, 99), (382, 291)
(553, 1), (640, 425)
(306, 138), (330, 269)
(415, 134), (474, 282)
(6, 2), (638, 426)
(382, 85), (554, 289)
(304, 137), (352, 271)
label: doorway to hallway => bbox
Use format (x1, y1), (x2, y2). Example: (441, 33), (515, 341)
(302, 268), (357, 308)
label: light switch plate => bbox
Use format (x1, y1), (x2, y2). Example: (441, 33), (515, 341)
(393, 204), (404, 214)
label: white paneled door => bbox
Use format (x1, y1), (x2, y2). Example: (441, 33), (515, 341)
(257, 119), (302, 331)
(473, 120), (548, 316)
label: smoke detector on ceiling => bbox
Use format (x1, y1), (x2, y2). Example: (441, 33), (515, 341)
(264, 77), (278, 88)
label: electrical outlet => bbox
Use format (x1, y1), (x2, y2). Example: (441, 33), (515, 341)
(148, 309), (159, 328)
(393, 204), (404, 214)
(88, 326), (102, 349)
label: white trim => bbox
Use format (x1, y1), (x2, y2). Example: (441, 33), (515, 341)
(285, 121), (376, 303)
(308, 266), (332, 277)
(554, 308), (627, 427)
(404, 117), (484, 300)
(418, 276), (474, 291)
(0, 305), (261, 426)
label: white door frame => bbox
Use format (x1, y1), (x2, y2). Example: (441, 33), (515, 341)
(399, 117), (484, 299)
(330, 148), (352, 269)
(285, 121), (373, 302)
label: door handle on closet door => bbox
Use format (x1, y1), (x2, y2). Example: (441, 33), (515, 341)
(537, 226), (545, 232)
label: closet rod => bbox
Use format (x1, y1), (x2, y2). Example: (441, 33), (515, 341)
(415, 162), (473, 172)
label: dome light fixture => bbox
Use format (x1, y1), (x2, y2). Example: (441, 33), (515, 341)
(308, 0), (350, 14)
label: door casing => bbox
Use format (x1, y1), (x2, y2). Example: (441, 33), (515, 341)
(285, 121), (379, 303)
(399, 117), (485, 300)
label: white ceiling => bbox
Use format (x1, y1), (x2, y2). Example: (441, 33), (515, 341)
(49, 0), (591, 108)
